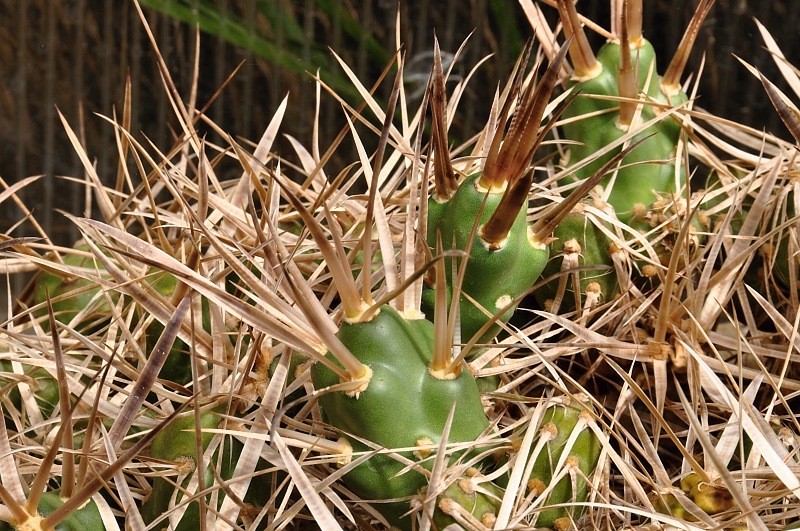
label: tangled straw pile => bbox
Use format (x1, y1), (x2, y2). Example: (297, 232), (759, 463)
(2, 0), (800, 529)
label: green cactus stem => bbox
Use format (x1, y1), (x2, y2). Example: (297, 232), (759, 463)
(535, 205), (618, 313)
(431, 469), (503, 530)
(141, 407), (270, 531)
(280, 144), (491, 528)
(526, 394), (601, 529)
(422, 42), (571, 345)
(425, 172), (551, 344)
(141, 409), (223, 530)
(555, 0), (712, 220)
(33, 244), (120, 330)
(310, 305), (490, 530)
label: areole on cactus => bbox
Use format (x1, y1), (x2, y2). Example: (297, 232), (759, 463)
(524, 394), (602, 529)
(535, 204), (618, 314)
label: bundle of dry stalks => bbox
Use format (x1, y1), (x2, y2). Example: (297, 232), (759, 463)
(1, 1), (800, 530)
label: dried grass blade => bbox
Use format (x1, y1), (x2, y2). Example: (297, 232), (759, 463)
(41, 398), (195, 527)
(760, 72), (800, 145)
(755, 19), (800, 100)
(534, 311), (655, 361)
(673, 380), (768, 530)
(0, 413), (26, 519)
(73, 217), (322, 358)
(271, 430), (344, 531)
(699, 158), (780, 329)
(685, 345), (800, 496)
(47, 297), (75, 498)
(106, 296), (190, 448)
(330, 49), (411, 155)
(58, 110), (119, 227)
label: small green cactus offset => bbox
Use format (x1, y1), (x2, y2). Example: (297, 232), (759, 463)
(525, 394), (601, 529)
(430, 469), (503, 530)
(422, 40), (625, 347)
(0, 492), (105, 531)
(422, 41), (569, 346)
(141, 408), (224, 531)
(535, 204), (618, 313)
(649, 472), (735, 523)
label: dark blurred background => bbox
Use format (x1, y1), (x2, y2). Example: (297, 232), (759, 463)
(1, 0), (797, 246)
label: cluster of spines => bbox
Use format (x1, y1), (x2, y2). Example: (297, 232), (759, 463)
(0, 1), (729, 528)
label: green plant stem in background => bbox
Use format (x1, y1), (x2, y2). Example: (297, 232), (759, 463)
(138, 0), (389, 104)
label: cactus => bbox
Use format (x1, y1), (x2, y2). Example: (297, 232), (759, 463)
(0, 492), (105, 531)
(8, 2), (800, 528)
(422, 40), (632, 347)
(431, 469), (503, 530)
(0, 298), (193, 531)
(555, 0), (712, 221)
(680, 473), (735, 516)
(648, 489), (689, 521)
(33, 244), (120, 330)
(311, 305), (490, 529)
(535, 205), (618, 313)
(421, 41), (569, 346)
(140, 407), (272, 531)
(525, 395), (601, 529)
(649, 473), (735, 523)
(271, 90), (493, 527)
(141, 409), (223, 530)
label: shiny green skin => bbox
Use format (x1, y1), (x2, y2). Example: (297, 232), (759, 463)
(432, 476), (503, 529)
(563, 63), (619, 122)
(310, 305), (490, 530)
(142, 410), (221, 531)
(561, 40), (687, 220)
(149, 409), (222, 463)
(596, 40), (658, 97)
(535, 210), (618, 312)
(0, 491), (105, 531)
(142, 442), (252, 531)
(424, 173), (550, 344)
(528, 400), (601, 528)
